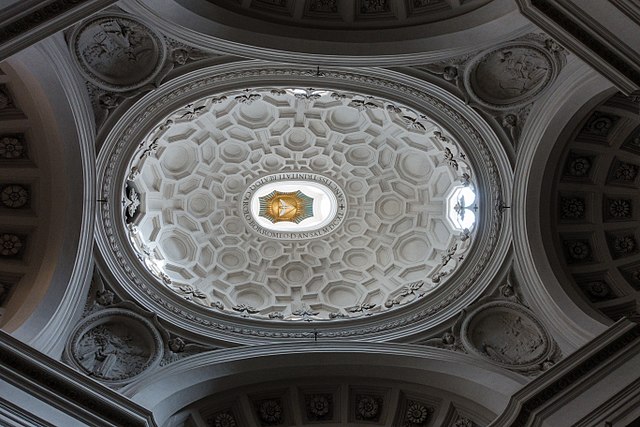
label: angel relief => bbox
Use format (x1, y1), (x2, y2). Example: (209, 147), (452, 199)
(76, 323), (149, 380)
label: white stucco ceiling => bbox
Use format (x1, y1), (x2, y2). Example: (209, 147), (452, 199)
(124, 87), (478, 321)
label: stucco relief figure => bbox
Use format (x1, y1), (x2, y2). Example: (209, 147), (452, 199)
(471, 312), (545, 365)
(83, 20), (154, 80)
(74, 16), (163, 89)
(497, 50), (548, 95)
(473, 47), (550, 105)
(76, 323), (149, 380)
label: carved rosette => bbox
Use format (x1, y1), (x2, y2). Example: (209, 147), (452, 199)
(460, 301), (556, 373)
(66, 308), (163, 385)
(464, 39), (561, 111)
(69, 13), (167, 92)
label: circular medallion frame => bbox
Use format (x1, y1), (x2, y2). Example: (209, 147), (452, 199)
(66, 308), (164, 385)
(69, 13), (167, 92)
(460, 301), (555, 371)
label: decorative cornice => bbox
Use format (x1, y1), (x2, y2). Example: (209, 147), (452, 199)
(0, 330), (157, 427)
(516, 0), (640, 95)
(0, 396), (55, 427)
(0, 0), (117, 61)
(491, 320), (640, 426)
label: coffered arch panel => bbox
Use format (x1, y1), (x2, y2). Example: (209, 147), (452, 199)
(513, 57), (614, 352)
(547, 92), (640, 324)
(121, 343), (526, 426)
(121, 0), (533, 66)
(0, 36), (96, 357)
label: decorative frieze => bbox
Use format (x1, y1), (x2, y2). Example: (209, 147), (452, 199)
(466, 44), (555, 110)
(420, 271), (561, 376)
(607, 232), (638, 258)
(460, 301), (556, 371)
(610, 160), (639, 182)
(257, 399), (283, 425)
(308, 0), (338, 13)
(360, 0), (390, 14)
(563, 153), (593, 178)
(578, 111), (619, 139)
(421, 33), (566, 150)
(579, 280), (614, 302)
(208, 411), (237, 427)
(606, 198), (632, 220)
(405, 402), (430, 424)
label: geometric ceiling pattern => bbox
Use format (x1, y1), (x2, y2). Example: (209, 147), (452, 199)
(125, 88), (477, 321)
(551, 93), (640, 322)
(5, 1), (640, 426)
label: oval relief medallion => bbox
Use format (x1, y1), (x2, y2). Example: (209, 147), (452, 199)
(242, 173), (347, 240)
(69, 13), (167, 92)
(67, 309), (163, 383)
(466, 44), (554, 109)
(460, 301), (553, 369)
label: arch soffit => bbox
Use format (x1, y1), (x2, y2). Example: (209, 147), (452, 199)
(121, 0), (534, 66)
(121, 343), (527, 425)
(1, 35), (96, 357)
(513, 56), (614, 352)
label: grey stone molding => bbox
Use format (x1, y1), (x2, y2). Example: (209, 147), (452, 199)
(419, 32), (567, 151)
(0, 0), (118, 61)
(121, 0), (534, 67)
(0, 330), (157, 427)
(121, 341), (527, 426)
(490, 319), (640, 426)
(515, 0), (640, 95)
(419, 268), (562, 377)
(2, 36), (97, 358)
(0, 396), (55, 427)
(74, 267), (218, 378)
(512, 57), (614, 353)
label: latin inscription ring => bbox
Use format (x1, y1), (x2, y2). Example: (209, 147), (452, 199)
(241, 173), (347, 240)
